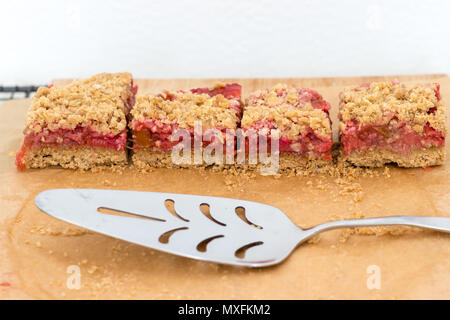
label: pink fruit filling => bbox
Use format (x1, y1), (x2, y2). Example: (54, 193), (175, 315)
(243, 119), (333, 160)
(293, 88), (331, 112)
(341, 120), (445, 155)
(191, 83), (242, 101)
(261, 133), (333, 160)
(131, 120), (236, 152)
(25, 126), (127, 150)
(15, 126), (127, 170)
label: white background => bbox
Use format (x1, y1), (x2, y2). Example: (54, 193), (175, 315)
(1, 0), (449, 84)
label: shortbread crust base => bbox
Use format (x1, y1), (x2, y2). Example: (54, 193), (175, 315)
(132, 149), (331, 174)
(132, 149), (228, 170)
(238, 153), (332, 175)
(24, 146), (127, 170)
(344, 146), (445, 168)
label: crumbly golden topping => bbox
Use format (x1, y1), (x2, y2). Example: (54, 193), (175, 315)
(246, 83), (306, 107)
(242, 84), (331, 139)
(210, 82), (226, 90)
(339, 82), (446, 134)
(131, 91), (240, 129)
(25, 73), (133, 135)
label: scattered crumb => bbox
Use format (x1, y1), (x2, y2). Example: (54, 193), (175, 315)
(30, 225), (92, 237)
(87, 265), (99, 274)
(327, 210), (423, 243)
(383, 166), (391, 178)
(102, 179), (117, 187)
(307, 235), (321, 244)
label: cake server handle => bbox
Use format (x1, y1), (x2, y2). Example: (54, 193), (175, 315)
(301, 216), (450, 241)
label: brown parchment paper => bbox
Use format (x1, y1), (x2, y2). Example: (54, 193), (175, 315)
(0, 75), (449, 300)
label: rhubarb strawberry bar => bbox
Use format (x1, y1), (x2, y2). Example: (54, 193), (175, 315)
(339, 82), (446, 167)
(130, 83), (242, 169)
(241, 84), (333, 172)
(16, 73), (137, 170)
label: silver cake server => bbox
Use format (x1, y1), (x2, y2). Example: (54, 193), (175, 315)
(35, 189), (450, 267)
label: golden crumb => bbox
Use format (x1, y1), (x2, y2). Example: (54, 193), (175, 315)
(327, 210), (423, 243)
(103, 179), (116, 186)
(211, 82), (226, 90)
(383, 166), (391, 178)
(29, 225), (92, 237)
(87, 265), (99, 274)
(307, 235), (321, 244)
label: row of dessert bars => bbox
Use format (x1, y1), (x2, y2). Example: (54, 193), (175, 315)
(16, 73), (446, 171)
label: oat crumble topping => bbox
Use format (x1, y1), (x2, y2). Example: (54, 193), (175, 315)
(242, 84), (332, 139)
(25, 73), (134, 135)
(131, 90), (240, 129)
(210, 82), (226, 90)
(339, 82), (446, 134)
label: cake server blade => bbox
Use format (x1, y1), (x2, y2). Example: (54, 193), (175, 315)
(35, 188), (450, 267)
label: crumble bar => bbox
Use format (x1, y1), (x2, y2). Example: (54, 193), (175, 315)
(130, 83), (242, 169)
(241, 84), (333, 172)
(339, 81), (446, 167)
(15, 72), (137, 170)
